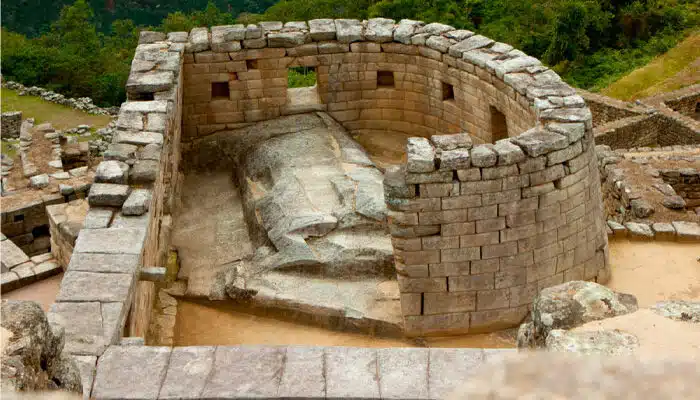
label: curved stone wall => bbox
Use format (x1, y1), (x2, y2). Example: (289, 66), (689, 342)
(177, 19), (608, 335)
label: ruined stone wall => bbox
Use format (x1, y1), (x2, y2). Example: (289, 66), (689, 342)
(594, 112), (700, 149)
(2, 111), (22, 138)
(180, 20), (539, 144)
(578, 90), (645, 126)
(642, 84), (700, 117)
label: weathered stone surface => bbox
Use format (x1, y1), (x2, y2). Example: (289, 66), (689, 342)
(651, 300), (700, 323)
(365, 18), (395, 43)
(122, 189), (152, 216)
(335, 19), (364, 43)
(672, 221), (700, 241)
(429, 348), (485, 399)
(440, 149), (471, 170)
(115, 131), (164, 146)
(325, 347), (380, 399)
(268, 31), (307, 47)
(470, 145), (497, 167)
(93, 346), (171, 399)
(406, 137), (436, 172)
(545, 329), (639, 354)
(512, 128), (568, 157)
(1, 239), (30, 270)
(73, 228), (146, 255)
(431, 134), (472, 151)
(278, 346), (325, 398)
(202, 346), (284, 398)
(72, 355), (96, 400)
(625, 222), (654, 240)
(129, 160), (159, 183)
(378, 348), (429, 399)
(630, 198), (654, 218)
(186, 27), (209, 52)
(449, 35), (494, 58)
(394, 19), (423, 44)
(125, 71), (174, 94)
(83, 208), (115, 229)
(56, 271), (134, 302)
(517, 281), (638, 348)
(546, 122), (585, 144)
(95, 160), (129, 184)
(309, 19), (336, 41)
(67, 253), (140, 275)
(1, 300), (82, 393)
(29, 174), (49, 189)
(159, 346), (215, 400)
(88, 183), (131, 207)
(493, 139), (526, 165)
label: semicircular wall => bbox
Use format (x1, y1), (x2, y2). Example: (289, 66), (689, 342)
(178, 19), (609, 335)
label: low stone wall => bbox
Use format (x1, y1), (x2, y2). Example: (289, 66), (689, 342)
(2, 80), (116, 115)
(642, 84), (700, 117)
(47, 199), (89, 269)
(1, 193), (64, 256)
(661, 167), (700, 208)
(91, 344), (513, 400)
(594, 112), (700, 149)
(607, 219), (700, 241)
(2, 111), (22, 138)
(578, 90), (645, 126)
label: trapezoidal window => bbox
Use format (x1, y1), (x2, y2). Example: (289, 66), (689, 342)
(287, 66), (320, 109)
(442, 82), (454, 101)
(377, 71), (395, 88)
(211, 82), (230, 99)
(490, 106), (508, 142)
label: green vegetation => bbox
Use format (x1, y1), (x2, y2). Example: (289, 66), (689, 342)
(1, 88), (112, 129)
(602, 32), (700, 99)
(1, 0), (697, 109)
(287, 67), (317, 88)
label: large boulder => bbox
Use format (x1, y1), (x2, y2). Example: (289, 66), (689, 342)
(1, 300), (82, 394)
(517, 281), (638, 348)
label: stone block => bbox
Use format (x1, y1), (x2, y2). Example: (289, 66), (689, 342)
(309, 19), (336, 41)
(88, 183), (131, 207)
(95, 160), (129, 184)
(470, 144), (497, 167)
(651, 222), (675, 241)
(397, 276), (447, 292)
(56, 271), (134, 303)
(378, 348), (430, 399)
(73, 228), (146, 255)
(129, 160), (159, 184)
(72, 355), (97, 400)
(68, 253), (140, 275)
(47, 302), (107, 356)
(428, 348), (484, 399)
(335, 19), (364, 43)
(477, 288), (511, 310)
(1, 239), (29, 270)
(441, 247), (481, 263)
(424, 291), (476, 314)
(440, 149), (471, 170)
(201, 346), (285, 398)
(122, 189), (152, 216)
(431, 133), (472, 150)
(406, 137), (436, 173)
(624, 222), (654, 240)
(325, 347), (380, 399)
(512, 128), (568, 157)
(672, 221), (700, 242)
(405, 313), (470, 336)
(93, 346), (171, 399)
(278, 346), (325, 399)
(159, 346), (215, 400)
(84, 208), (115, 229)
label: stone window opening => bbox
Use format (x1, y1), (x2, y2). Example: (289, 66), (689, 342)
(14, 214), (24, 222)
(211, 81), (230, 99)
(246, 59), (258, 70)
(442, 82), (455, 102)
(490, 105), (508, 142)
(287, 66), (320, 109)
(377, 71), (395, 88)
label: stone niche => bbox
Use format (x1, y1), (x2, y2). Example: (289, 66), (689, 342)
(176, 19), (608, 336)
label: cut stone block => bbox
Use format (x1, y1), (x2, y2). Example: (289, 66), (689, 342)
(624, 222), (654, 240)
(672, 221), (700, 242)
(378, 348), (430, 399)
(93, 346), (171, 399)
(48, 302), (107, 356)
(68, 253), (140, 275)
(278, 346), (325, 399)
(428, 348), (485, 399)
(512, 128), (569, 157)
(325, 347), (380, 399)
(95, 160), (129, 184)
(56, 271), (134, 303)
(122, 189), (152, 216)
(651, 222), (676, 241)
(159, 346), (215, 400)
(1, 239), (30, 270)
(88, 183), (131, 207)
(73, 228), (146, 255)
(470, 145), (497, 167)
(201, 346), (285, 398)
(406, 137), (436, 173)
(83, 208), (115, 229)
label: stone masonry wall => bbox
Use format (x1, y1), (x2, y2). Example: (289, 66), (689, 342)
(45, 29), (184, 381)
(2, 111), (22, 138)
(180, 20), (540, 144)
(578, 90), (645, 126)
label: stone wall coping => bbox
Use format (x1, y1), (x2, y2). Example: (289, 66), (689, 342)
(91, 344), (515, 400)
(607, 219), (700, 242)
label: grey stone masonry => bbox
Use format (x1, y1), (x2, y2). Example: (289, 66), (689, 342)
(92, 345), (514, 400)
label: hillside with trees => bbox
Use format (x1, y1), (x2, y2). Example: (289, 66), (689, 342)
(1, 0), (697, 107)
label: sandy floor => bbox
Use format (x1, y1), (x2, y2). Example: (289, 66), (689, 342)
(607, 240), (700, 307)
(2, 273), (63, 311)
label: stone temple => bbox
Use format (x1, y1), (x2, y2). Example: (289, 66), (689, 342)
(4, 18), (663, 399)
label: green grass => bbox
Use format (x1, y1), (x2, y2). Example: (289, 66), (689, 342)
(1, 140), (18, 158)
(288, 67), (317, 88)
(601, 32), (700, 100)
(1, 87), (111, 130)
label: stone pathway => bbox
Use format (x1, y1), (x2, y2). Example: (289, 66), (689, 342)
(91, 344), (514, 399)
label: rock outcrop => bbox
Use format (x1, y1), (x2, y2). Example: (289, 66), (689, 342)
(1, 300), (82, 394)
(517, 281), (638, 348)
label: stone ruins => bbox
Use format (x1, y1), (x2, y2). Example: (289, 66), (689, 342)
(1, 18), (699, 399)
